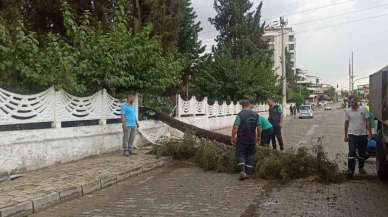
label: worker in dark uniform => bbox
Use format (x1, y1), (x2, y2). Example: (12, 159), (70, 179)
(231, 99), (261, 180)
(267, 97), (284, 151)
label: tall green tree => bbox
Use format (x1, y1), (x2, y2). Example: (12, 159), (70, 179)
(210, 0), (267, 57)
(176, 0), (204, 60)
(176, 0), (205, 96)
(0, 1), (184, 95)
(285, 48), (295, 85)
(193, 0), (276, 102)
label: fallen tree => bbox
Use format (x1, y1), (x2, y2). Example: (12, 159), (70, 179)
(139, 106), (232, 144)
(153, 134), (346, 183)
(141, 106), (345, 183)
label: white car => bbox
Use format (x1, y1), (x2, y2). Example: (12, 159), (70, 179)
(324, 106), (332, 111)
(299, 105), (314, 119)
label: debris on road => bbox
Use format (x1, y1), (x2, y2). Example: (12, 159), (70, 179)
(153, 134), (345, 183)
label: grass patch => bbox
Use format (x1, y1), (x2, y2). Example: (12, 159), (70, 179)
(153, 134), (345, 183)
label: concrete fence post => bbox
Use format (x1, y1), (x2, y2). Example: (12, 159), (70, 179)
(176, 94), (180, 118)
(203, 97), (208, 117)
(99, 90), (107, 125)
(51, 90), (61, 128)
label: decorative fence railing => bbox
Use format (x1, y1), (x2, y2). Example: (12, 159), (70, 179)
(0, 87), (132, 128)
(1, 87), (291, 131)
(176, 95), (270, 118)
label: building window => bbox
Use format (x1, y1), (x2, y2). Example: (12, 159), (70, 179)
(289, 35), (295, 42)
(289, 44), (295, 51)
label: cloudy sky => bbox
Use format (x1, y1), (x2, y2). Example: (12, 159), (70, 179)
(192, 0), (388, 89)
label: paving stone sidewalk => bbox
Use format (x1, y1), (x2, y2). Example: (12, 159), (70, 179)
(0, 148), (171, 217)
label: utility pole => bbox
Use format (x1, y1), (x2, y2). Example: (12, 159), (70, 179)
(280, 17), (287, 116)
(351, 51), (354, 93)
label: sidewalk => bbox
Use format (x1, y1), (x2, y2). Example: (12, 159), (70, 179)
(0, 148), (171, 217)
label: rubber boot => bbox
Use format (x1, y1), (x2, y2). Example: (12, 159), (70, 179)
(239, 165), (248, 180)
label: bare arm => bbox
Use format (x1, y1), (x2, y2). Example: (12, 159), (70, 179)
(256, 126), (262, 143)
(122, 115), (128, 129)
(344, 120), (349, 142)
(231, 125), (238, 145)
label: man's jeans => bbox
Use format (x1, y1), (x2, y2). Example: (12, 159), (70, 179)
(347, 134), (368, 173)
(123, 127), (136, 152)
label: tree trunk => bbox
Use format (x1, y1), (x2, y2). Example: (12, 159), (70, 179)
(139, 106), (232, 145)
(132, 0), (142, 33)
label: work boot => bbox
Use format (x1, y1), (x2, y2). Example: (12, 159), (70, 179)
(240, 171), (248, 180)
(239, 165), (248, 180)
(245, 167), (254, 176)
(123, 151), (129, 156)
(359, 168), (367, 175)
(346, 170), (354, 178)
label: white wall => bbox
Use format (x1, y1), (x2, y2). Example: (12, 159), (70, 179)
(0, 120), (174, 175)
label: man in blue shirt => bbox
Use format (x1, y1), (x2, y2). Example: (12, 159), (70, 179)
(121, 95), (139, 156)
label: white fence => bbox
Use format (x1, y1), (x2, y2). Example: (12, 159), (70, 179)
(176, 95), (274, 130)
(176, 95), (271, 118)
(0, 87), (126, 127)
(0, 88), (165, 175)
(0, 88), (293, 174)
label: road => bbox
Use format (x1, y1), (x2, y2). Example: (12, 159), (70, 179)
(32, 108), (388, 217)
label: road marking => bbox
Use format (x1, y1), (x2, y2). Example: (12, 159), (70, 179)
(306, 125), (319, 136)
(295, 124), (319, 148)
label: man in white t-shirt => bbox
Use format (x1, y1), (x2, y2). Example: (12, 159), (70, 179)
(344, 98), (371, 177)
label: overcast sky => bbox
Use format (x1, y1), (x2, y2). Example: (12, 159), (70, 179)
(192, 0), (388, 89)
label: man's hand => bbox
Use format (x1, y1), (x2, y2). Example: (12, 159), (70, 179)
(344, 136), (348, 142)
(122, 124), (128, 130)
(368, 132), (372, 139)
(231, 137), (237, 145)
(136, 122), (140, 129)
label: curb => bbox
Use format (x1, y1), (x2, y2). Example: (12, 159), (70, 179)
(0, 157), (172, 217)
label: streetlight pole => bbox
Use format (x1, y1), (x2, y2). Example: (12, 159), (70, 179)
(280, 17), (287, 115)
(351, 51), (354, 93)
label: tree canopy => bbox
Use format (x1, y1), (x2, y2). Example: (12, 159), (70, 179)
(193, 0), (276, 102)
(0, 1), (183, 96)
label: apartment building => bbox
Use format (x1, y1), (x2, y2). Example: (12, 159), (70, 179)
(264, 27), (296, 77)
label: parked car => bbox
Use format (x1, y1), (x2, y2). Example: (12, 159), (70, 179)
(299, 105), (314, 119)
(324, 105), (332, 111)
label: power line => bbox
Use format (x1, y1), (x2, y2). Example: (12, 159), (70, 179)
(294, 12), (388, 35)
(265, 0), (352, 22)
(291, 3), (388, 26)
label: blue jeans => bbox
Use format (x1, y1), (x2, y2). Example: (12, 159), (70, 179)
(347, 134), (368, 173)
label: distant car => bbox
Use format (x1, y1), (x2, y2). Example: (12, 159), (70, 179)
(299, 105), (314, 119)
